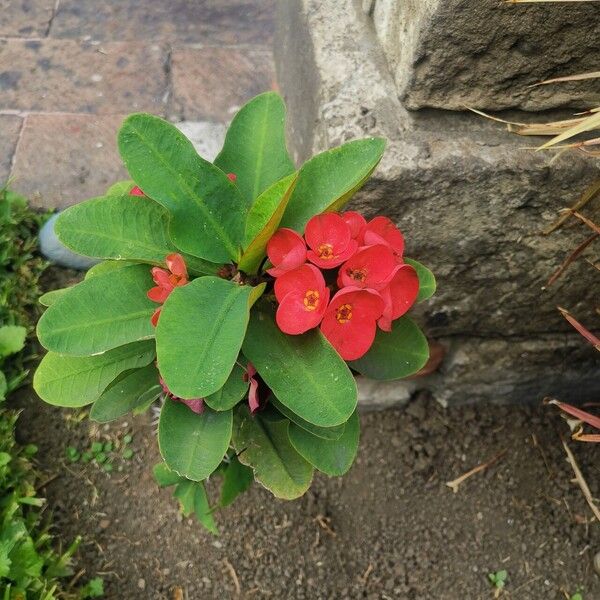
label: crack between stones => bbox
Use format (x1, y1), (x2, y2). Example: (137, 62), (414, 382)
(44, 0), (61, 38)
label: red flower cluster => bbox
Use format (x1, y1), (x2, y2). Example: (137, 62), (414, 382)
(266, 213), (419, 360)
(147, 253), (188, 326)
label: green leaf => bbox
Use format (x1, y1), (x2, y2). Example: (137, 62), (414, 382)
(37, 264), (156, 356)
(215, 92), (295, 204)
(173, 480), (196, 517)
(288, 410), (360, 476)
(0, 326), (26, 359)
(105, 180), (134, 196)
(33, 341), (155, 407)
(238, 174), (298, 274)
(156, 277), (253, 398)
(0, 371), (6, 402)
(153, 462), (184, 487)
(270, 397), (345, 441)
(404, 258), (436, 303)
(232, 405), (312, 500)
(39, 288), (69, 307)
(350, 316), (429, 380)
(89, 363), (161, 423)
(158, 400), (232, 481)
(220, 455), (253, 507)
(205, 362), (248, 411)
(56, 195), (218, 275)
(194, 482), (218, 534)
(242, 305), (357, 427)
(85, 260), (137, 279)
(280, 138), (386, 232)
(118, 113), (248, 262)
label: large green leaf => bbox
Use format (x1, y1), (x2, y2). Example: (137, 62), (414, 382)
(158, 400), (232, 481)
(350, 316), (429, 380)
(238, 174), (298, 274)
(219, 455), (253, 508)
(156, 277), (253, 399)
(105, 180), (134, 196)
(55, 195), (218, 275)
(37, 264), (156, 356)
(404, 258), (436, 303)
(89, 363), (161, 423)
(153, 462), (184, 487)
(242, 305), (357, 427)
(280, 138), (386, 232)
(194, 481), (218, 534)
(270, 397), (345, 441)
(232, 406), (312, 500)
(39, 288), (70, 307)
(0, 326), (26, 359)
(33, 341), (155, 407)
(215, 92), (295, 204)
(288, 410), (360, 476)
(205, 362), (248, 411)
(118, 113), (248, 263)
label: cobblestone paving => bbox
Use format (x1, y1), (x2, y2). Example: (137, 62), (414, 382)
(0, 0), (276, 207)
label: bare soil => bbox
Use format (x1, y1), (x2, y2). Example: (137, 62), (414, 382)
(15, 379), (600, 600)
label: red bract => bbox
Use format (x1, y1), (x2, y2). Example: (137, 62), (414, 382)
(129, 185), (145, 197)
(377, 264), (419, 332)
(266, 228), (307, 277)
(305, 213), (358, 269)
(361, 216), (404, 258)
(147, 253), (188, 326)
(274, 264), (330, 334)
(320, 287), (384, 360)
(160, 376), (204, 414)
(244, 362), (260, 413)
(342, 211), (366, 239)
(337, 244), (396, 291)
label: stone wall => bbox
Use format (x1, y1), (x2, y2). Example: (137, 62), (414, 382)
(275, 0), (600, 405)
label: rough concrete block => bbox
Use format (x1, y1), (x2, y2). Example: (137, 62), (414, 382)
(370, 0), (600, 111)
(275, 0), (600, 405)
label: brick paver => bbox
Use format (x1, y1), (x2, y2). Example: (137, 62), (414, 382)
(11, 114), (128, 209)
(171, 46), (275, 121)
(0, 39), (168, 114)
(0, 0), (55, 38)
(49, 0), (275, 45)
(0, 0), (276, 208)
(0, 115), (22, 184)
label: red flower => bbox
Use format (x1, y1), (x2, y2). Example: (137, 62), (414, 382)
(320, 288), (384, 360)
(337, 244), (397, 291)
(305, 213), (358, 269)
(160, 376), (204, 414)
(130, 185), (145, 197)
(361, 216), (404, 258)
(274, 264), (330, 334)
(266, 228), (307, 277)
(147, 253), (188, 326)
(377, 264), (419, 332)
(227, 173), (237, 182)
(342, 211), (366, 239)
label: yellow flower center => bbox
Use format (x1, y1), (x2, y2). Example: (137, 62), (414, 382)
(317, 243), (334, 259)
(336, 303), (353, 324)
(303, 290), (320, 311)
(347, 267), (367, 283)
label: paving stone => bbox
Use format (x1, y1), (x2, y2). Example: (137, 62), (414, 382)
(0, 0), (54, 38)
(50, 0), (275, 45)
(176, 121), (227, 162)
(0, 115), (21, 185)
(171, 46), (275, 121)
(0, 39), (167, 115)
(11, 114), (128, 209)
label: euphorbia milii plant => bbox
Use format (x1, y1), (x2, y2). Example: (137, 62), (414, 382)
(33, 92), (435, 533)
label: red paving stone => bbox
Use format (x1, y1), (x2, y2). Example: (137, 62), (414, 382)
(0, 39), (168, 115)
(171, 46), (276, 121)
(0, 0), (55, 38)
(0, 114), (22, 184)
(11, 114), (129, 209)
(49, 0), (275, 45)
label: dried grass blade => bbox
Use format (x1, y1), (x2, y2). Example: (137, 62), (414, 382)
(543, 178), (600, 234)
(546, 398), (600, 431)
(546, 232), (598, 286)
(561, 439), (600, 523)
(538, 110), (600, 150)
(529, 71), (600, 87)
(557, 306), (600, 350)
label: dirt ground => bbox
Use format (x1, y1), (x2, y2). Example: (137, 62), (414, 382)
(15, 330), (600, 599)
